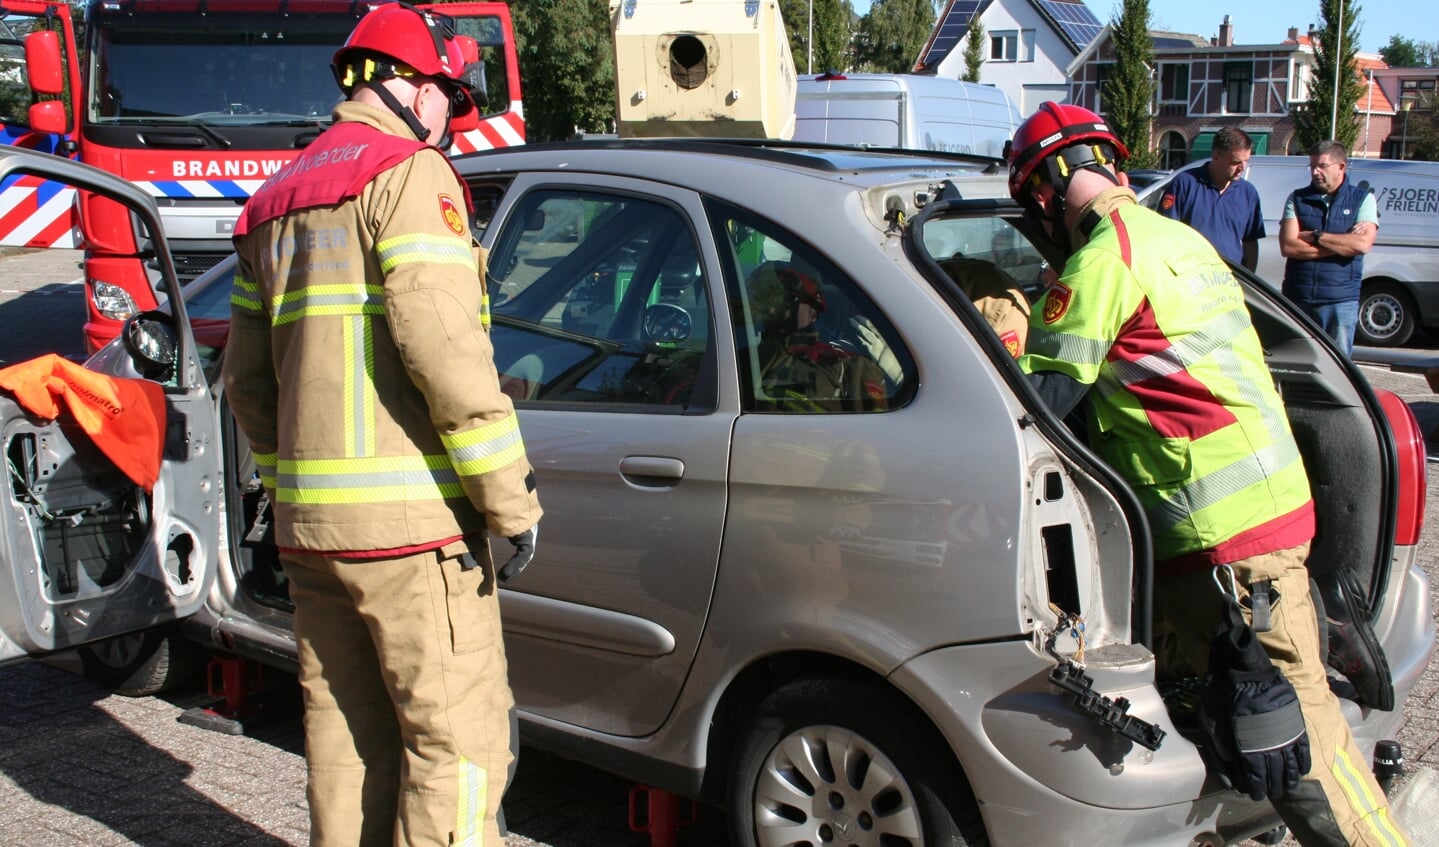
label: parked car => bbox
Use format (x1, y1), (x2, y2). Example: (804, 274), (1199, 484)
(1122, 167), (1172, 191)
(2, 139), (1433, 847)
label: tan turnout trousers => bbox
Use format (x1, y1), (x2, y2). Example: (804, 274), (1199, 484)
(283, 539), (514, 847)
(1154, 543), (1408, 847)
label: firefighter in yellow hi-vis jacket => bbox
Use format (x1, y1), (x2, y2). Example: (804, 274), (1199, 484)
(221, 6), (541, 846)
(1010, 102), (1406, 847)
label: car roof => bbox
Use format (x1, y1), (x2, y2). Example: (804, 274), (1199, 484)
(453, 137), (1012, 197)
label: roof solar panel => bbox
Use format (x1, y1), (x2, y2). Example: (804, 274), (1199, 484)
(919, 0), (983, 68)
(1035, 0), (1103, 50)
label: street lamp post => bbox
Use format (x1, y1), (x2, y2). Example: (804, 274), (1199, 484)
(807, 0), (813, 75)
(1363, 68), (1373, 156)
(1401, 98), (1413, 160)
(1330, 0), (1344, 138)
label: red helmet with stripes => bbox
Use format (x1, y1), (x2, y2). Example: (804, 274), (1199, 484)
(1007, 102), (1129, 199)
(332, 3), (479, 119)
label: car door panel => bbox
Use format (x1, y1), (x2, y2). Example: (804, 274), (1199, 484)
(479, 173), (736, 737)
(0, 150), (219, 667)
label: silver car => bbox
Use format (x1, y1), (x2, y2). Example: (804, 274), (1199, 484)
(1, 140), (1433, 847)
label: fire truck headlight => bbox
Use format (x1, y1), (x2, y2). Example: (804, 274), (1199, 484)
(92, 281), (138, 321)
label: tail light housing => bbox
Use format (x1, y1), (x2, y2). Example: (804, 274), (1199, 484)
(1375, 388), (1426, 546)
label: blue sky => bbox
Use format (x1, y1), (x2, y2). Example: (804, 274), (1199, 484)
(845, 0), (1413, 55)
(1143, 0), (1409, 55)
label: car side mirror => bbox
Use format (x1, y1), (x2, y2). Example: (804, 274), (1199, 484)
(122, 310), (179, 383)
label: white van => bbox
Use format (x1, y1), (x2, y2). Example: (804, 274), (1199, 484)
(1143, 155), (1439, 347)
(792, 72), (1021, 159)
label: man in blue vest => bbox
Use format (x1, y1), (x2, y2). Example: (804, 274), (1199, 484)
(1279, 141), (1378, 355)
(1160, 125), (1265, 270)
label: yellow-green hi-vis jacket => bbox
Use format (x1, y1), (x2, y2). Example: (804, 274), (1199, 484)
(1020, 188), (1313, 567)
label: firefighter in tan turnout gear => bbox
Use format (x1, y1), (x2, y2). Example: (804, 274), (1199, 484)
(221, 4), (541, 845)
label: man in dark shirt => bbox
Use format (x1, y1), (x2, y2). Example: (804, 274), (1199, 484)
(1160, 125), (1265, 271)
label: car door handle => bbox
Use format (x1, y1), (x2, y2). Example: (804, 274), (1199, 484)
(619, 456), (685, 486)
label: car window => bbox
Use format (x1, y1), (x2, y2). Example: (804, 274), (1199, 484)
(922, 216), (1048, 295)
(486, 189), (714, 412)
(708, 199), (914, 413)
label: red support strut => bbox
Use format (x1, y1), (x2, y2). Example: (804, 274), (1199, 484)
(177, 655), (271, 735)
(210, 655), (261, 719)
(628, 785), (699, 847)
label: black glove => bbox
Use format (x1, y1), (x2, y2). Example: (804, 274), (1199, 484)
(498, 525), (537, 582)
(1229, 664), (1311, 801)
(1201, 598), (1311, 801)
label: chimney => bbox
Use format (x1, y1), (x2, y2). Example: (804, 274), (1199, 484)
(1287, 26), (1299, 42)
(1307, 24), (1317, 41)
(1219, 15), (1234, 47)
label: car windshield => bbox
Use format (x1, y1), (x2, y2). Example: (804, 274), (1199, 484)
(181, 259), (239, 319)
(88, 13), (352, 123)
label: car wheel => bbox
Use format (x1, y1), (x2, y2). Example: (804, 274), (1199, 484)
(1358, 282), (1417, 347)
(728, 677), (985, 847)
(77, 626), (205, 697)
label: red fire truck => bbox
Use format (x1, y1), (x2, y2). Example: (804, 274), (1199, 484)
(1, 0), (524, 353)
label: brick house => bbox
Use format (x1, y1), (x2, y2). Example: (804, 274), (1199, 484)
(1369, 66), (1439, 160)
(1067, 17), (1390, 166)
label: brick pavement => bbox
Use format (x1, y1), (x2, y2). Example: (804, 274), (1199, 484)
(0, 658), (710, 847)
(0, 248), (86, 367)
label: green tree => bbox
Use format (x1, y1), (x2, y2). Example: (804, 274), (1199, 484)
(1104, 0), (1158, 168)
(506, 0), (615, 141)
(854, 0), (935, 73)
(1380, 34), (1425, 67)
(780, 0), (856, 74)
(1293, 0), (1365, 151)
(1409, 109), (1439, 161)
(962, 15), (985, 83)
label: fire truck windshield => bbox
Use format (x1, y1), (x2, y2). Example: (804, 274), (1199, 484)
(89, 13), (357, 126)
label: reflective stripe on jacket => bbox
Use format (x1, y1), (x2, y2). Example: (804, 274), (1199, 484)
(222, 102), (540, 553)
(1021, 190), (1313, 564)
(1281, 180), (1367, 305)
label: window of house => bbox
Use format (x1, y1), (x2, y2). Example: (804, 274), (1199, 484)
(1094, 63), (1112, 112)
(1224, 61), (1253, 114)
(990, 30), (1017, 62)
(1019, 29), (1036, 62)
(1160, 64), (1189, 103)
(1400, 78), (1436, 110)
(1290, 61), (1307, 101)
(1160, 131), (1188, 169)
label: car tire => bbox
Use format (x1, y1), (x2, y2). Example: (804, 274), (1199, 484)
(727, 676), (986, 847)
(1358, 281), (1418, 347)
(77, 626), (206, 697)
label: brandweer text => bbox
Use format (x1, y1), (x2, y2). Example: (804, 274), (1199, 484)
(172, 160), (289, 178)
